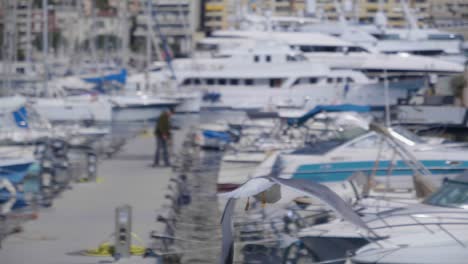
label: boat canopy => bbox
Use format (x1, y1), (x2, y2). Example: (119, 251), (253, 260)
(287, 104), (381, 126)
(82, 68), (127, 90)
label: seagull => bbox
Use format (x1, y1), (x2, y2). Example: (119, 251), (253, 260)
(218, 176), (373, 264)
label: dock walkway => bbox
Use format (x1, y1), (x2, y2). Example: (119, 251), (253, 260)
(0, 132), (175, 264)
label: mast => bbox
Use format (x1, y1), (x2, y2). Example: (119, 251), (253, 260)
(42, 0), (49, 96)
(90, 0), (101, 80)
(11, 0), (17, 64)
(144, 0), (152, 92)
(384, 69), (390, 127)
(152, 7), (176, 81)
(26, 0), (32, 65)
(177, 0), (190, 57)
(1, 0), (14, 96)
(121, 0), (129, 70)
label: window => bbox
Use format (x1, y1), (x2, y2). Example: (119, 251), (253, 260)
(348, 46), (369, 53)
(245, 79), (254, 85)
(298, 45), (341, 53)
(207, 79), (215, 85)
(327, 78), (334, 83)
(183, 78), (191, 85)
(194, 78), (201, 85)
(219, 79), (226, 85)
(424, 179), (468, 209)
(309, 78), (318, 84)
(254, 55), (260, 62)
(229, 79), (238, 85)
(346, 77), (354, 83)
(337, 77), (343, 83)
(266, 55), (271, 62)
(269, 78), (282, 88)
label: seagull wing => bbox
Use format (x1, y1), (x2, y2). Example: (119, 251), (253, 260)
(220, 198), (236, 264)
(271, 177), (371, 232)
(219, 177), (372, 263)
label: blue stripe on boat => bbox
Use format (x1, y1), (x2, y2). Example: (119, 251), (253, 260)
(292, 160), (468, 182)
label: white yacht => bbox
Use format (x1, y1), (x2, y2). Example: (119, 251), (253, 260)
(207, 30), (464, 79)
(31, 96), (113, 126)
(151, 40), (425, 111)
(296, 172), (468, 264)
(298, 1), (466, 64)
(275, 125), (468, 189)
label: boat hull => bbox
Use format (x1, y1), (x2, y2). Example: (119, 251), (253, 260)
(200, 80), (421, 111)
(112, 106), (167, 122)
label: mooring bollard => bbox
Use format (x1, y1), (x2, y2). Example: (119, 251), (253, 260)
(115, 205), (132, 259)
(86, 152), (98, 182)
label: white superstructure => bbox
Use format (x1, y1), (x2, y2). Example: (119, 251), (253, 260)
(207, 30), (464, 78)
(146, 41), (425, 111)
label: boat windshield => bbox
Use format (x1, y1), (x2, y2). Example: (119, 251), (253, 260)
(423, 179), (468, 209)
(292, 126), (367, 155)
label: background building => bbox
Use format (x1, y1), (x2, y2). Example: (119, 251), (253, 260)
(428, 0), (468, 30)
(134, 0), (201, 57)
(237, 0), (430, 27)
(201, 0), (230, 32)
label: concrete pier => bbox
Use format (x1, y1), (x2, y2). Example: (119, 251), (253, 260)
(0, 133), (174, 264)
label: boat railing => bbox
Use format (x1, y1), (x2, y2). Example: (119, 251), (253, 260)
(365, 211), (468, 248)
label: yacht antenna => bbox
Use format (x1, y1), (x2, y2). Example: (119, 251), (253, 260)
(401, 0), (418, 30)
(401, 0), (421, 40)
(334, 0), (348, 32)
(375, 0), (387, 32)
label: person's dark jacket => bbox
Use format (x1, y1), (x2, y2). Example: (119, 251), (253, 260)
(155, 111), (171, 138)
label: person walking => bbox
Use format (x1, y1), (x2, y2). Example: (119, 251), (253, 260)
(152, 109), (173, 167)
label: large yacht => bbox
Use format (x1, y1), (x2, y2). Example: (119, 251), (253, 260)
(148, 41), (424, 110)
(206, 30), (464, 80)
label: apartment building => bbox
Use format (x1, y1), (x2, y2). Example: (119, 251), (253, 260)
(201, 0), (231, 32)
(133, 0), (201, 57)
(429, 0), (468, 26)
(237, 0), (431, 27)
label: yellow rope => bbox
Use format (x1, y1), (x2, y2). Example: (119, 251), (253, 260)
(82, 232), (146, 257)
(83, 243), (146, 257)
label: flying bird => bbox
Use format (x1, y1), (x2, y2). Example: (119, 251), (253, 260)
(218, 176), (372, 264)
